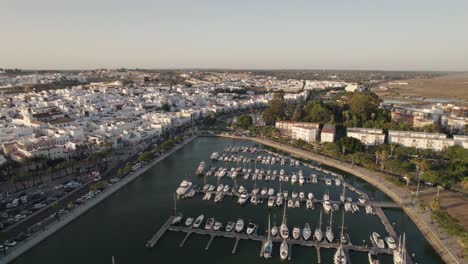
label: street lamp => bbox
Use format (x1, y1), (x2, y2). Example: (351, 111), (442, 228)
(416, 166), (422, 198)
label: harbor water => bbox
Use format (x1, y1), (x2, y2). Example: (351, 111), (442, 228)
(13, 137), (443, 264)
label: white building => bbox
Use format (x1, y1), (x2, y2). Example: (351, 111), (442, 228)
(275, 121), (319, 136)
(321, 124), (336, 143)
(453, 135), (468, 149)
(388, 131), (454, 151)
(291, 124), (319, 143)
(345, 83), (366, 92)
(346, 128), (385, 146)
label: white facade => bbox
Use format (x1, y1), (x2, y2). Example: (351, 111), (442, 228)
(346, 128), (385, 146)
(345, 83), (366, 92)
(453, 135), (468, 149)
(291, 125), (319, 143)
(320, 125), (336, 143)
(388, 131), (455, 151)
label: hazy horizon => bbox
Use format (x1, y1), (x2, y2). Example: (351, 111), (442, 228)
(2, 0), (468, 71)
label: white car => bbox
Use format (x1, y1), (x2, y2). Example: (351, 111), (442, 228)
(33, 203), (46, 210)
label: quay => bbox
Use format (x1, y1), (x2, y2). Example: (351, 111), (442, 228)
(146, 217), (414, 263)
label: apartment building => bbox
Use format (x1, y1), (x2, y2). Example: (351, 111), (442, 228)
(388, 131), (454, 151)
(346, 128), (385, 146)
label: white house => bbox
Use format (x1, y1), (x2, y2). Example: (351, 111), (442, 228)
(388, 131), (454, 151)
(346, 128), (385, 146)
(345, 83), (366, 92)
(291, 124), (319, 143)
(321, 124), (336, 143)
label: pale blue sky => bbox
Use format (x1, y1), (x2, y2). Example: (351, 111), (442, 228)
(1, 0), (468, 70)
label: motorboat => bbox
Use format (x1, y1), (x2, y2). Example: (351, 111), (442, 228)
(238, 185), (245, 193)
(185, 217), (193, 226)
(203, 184), (210, 191)
(359, 196), (366, 204)
(315, 210), (324, 241)
(216, 184), (224, 192)
(261, 187), (268, 196)
(333, 204), (339, 211)
(268, 196), (275, 207)
(276, 196), (283, 207)
(252, 188), (259, 195)
(333, 247), (347, 264)
(368, 252), (380, 264)
(235, 219), (245, 233)
(211, 152), (220, 160)
(291, 172), (297, 184)
(176, 180), (192, 196)
(287, 199), (294, 208)
(185, 189), (195, 198)
(196, 161), (206, 175)
(223, 185), (230, 192)
(352, 204), (360, 212)
(312, 174), (318, 183)
(280, 239), (288, 260)
(204, 217), (215, 230)
(346, 197), (352, 203)
(202, 192), (212, 200)
(294, 200), (300, 208)
(268, 188), (275, 196)
(299, 192), (305, 199)
(292, 226), (301, 239)
(372, 232), (385, 249)
(299, 174), (305, 185)
(341, 233), (348, 244)
(344, 202), (352, 212)
(308, 192), (314, 200)
(238, 193), (248, 205)
(365, 205), (373, 215)
(335, 178), (341, 186)
(340, 185), (346, 202)
(323, 190), (330, 201)
(208, 185), (216, 192)
(246, 222), (257, 235)
(283, 191), (288, 198)
(325, 178), (332, 186)
(386, 236), (397, 249)
(323, 200), (332, 213)
(193, 215), (204, 228)
(292, 192), (298, 199)
(264, 213), (273, 259)
(326, 211), (334, 243)
(306, 199), (313, 209)
(172, 213), (183, 225)
(213, 221), (222, 231)
(214, 192), (223, 202)
(271, 226), (278, 237)
(225, 221), (235, 232)
(303, 223), (311, 240)
(251, 195), (258, 204)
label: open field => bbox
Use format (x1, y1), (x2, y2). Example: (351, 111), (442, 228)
(420, 189), (468, 230)
(379, 73), (468, 101)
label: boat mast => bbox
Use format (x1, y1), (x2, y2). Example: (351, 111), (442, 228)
(267, 212), (271, 240)
(329, 210), (333, 230)
(319, 210), (322, 229)
(340, 209), (345, 246)
(173, 193), (177, 216)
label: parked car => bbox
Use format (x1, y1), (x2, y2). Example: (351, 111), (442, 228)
(33, 203), (46, 210)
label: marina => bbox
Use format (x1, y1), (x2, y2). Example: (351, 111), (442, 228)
(12, 137), (444, 264)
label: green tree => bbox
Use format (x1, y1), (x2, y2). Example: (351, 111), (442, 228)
(292, 102), (305, 121)
(138, 151), (152, 162)
(263, 92), (286, 125)
(346, 92), (381, 124)
(236, 115), (253, 130)
(336, 136), (365, 155)
(303, 101), (332, 123)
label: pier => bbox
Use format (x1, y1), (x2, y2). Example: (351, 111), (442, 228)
(146, 216), (416, 262)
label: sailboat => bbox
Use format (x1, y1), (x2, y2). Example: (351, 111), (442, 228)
(280, 202), (289, 239)
(340, 184), (346, 203)
(326, 210), (334, 243)
(303, 223), (311, 240)
(263, 213), (273, 259)
(315, 210), (323, 241)
(171, 193), (183, 225)
(334, 210), (347, 264)
(271, 213), (278, 237)
(393, 233), (406, 264)
(280, 239), (288, 260)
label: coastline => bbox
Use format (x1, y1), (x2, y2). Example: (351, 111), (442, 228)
(215, 134), (462, 264)
(0, 135), (198, 264)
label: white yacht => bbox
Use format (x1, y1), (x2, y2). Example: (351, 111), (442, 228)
(172, 213), (183, 225)
(216, 184), (224, 192)
(260, 187), (268, 196)
(283, 191), (288, 198)
(292, 191), (298, 199)
(315, 210), (324, 241)
(308, 192), (314, 200)
(335, 178), (341, 186)
(299, 173), (305, 185)
(185, 217), (193, 226)
(276, 196), (283, 207)
(238, 193), (248, 205)
(372, 232), (386, 249)
(271, 226), (278, 237)
(291, 172), (298, 184)
(280, 239), (288, 260)
(196, 161), (206, 175)
(250, 195), (258, 204)
(204, 218), (215, 230)
(287, 199), (294, 208)
(193, 214), (204, 228)
(359, 196), (366, 204)
(323, 200), (332, 213)
(299, 192), (305, 199)
(252, 188), (259, 195)
(223, 185), (230, 192)
(326, 210), (334, 243)
(176, 180), (192, 196)
(202, 192), (212, 200)
(340, 185), (346, 202)
(366, 205), (373, 215)
(323, 190), (330, 201)
(246, 222), (257, 235)
(267, 196), (275, 207)
(385, 236), (397, 250)
(368, 252), (380, 264)
(292, 226), (301, 240)
(306, 199), (313, 209)
(235, 219), (245, 233)
(334, 247), (347, 264)
(210, 152), (220, 160)
(303, 223), (311, 240)
(225, 221), (235, 232)
(325, 178), (332, 186)
(352, 204), (360, 212)
(268, 188), (275, 196)
(238, 185), (245, 193)
(203, 184), (210, 191)
(214, 192), (223, 203)
(344, 202), (352, 212)
(208, 185), (215, 192)
(294, 200), (300, 208)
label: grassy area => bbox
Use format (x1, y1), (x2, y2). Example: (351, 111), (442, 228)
(431, 209), (468, 257)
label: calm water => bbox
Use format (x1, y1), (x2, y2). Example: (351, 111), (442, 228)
(13, 137), (443, 264)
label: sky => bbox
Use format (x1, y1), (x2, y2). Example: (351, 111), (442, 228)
(1, 0), (468, 71)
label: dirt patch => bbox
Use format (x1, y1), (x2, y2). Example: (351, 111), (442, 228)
(420, 189), (468, 230)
